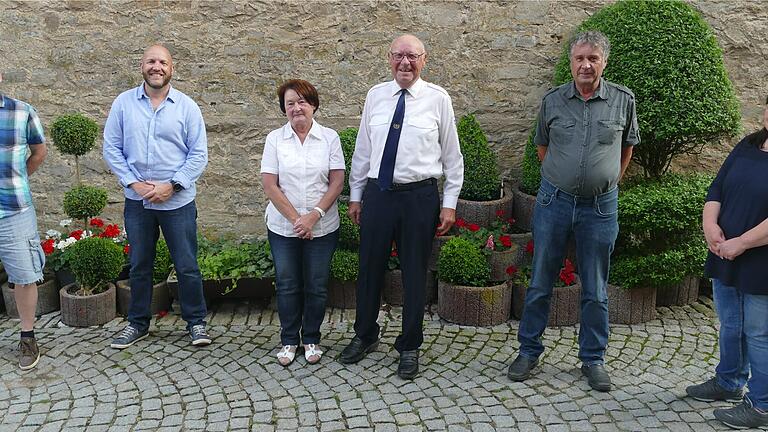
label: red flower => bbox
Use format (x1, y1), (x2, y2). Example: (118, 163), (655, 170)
(41, 239), (55, 255)
(157, 310), (168, 318)
(525, 240), (534, 255)
(559, 259), (576, 286)
(391, 248), (398, 257)
(468, 223), (480, 232)
(89, 218), (104, 228)
(69, 230), (84, 240)
(506, 265), (518, 276)
(562, 258), (575, 273)
(499, 235), (512, 248)
(495, 209), (505, 218)
(101, 224), (121, 238)
(485, 234), (495, 250)
(455, 218), (467, 228)
(507, 217), (516, 225)
(123, 244), (131, 255)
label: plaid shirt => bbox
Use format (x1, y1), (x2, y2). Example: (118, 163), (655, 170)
(0, 94), (46, 219)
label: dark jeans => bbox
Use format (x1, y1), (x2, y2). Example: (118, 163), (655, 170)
(518, 177), (619, 365)
(124, 198), (206, 332)
(354, 179), (439, 352)
(268, 229), (338, 345)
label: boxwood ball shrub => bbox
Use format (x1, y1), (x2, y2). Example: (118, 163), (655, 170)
(153, 238), (173, 285)
(66, 236), (125, 295)
(437, 237), (491, 287)
(338, 127), (358, 197)
(337, 202), (360, 251)
(63, 185), (108, 221)
(552, 0), (740, 178)
(458, 114), (501, 201)
(330, 249), (359, 282)
(520, 128), (541, 195)
(51, 113), (99, 157)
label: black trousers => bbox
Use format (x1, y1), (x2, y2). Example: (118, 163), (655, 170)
(354, 179), (440, 352)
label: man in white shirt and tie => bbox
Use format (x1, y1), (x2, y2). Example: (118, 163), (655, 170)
(339, 34), (464, 379)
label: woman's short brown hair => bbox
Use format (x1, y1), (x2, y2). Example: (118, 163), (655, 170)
(277, 79), (320, 114)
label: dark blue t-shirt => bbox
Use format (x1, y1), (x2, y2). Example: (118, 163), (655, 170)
(704, 138), (768, 294)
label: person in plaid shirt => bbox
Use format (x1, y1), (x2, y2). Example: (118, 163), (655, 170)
(0, 72), (48, 370)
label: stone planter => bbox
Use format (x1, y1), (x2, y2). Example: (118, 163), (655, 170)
(383, 269), (437, 306)
(607, 284), (657, 324)
(512, 186), (537, 232)
(55, 268), (75, 288)
(455, 185), (514, 228)
(656, 275), (700, 307)
(512, 280), (581, 326)
(327, 279), (357, 309)
(509, 232), (534, 267)
(60, 283), (117, 327)
(488, 246), (520, 281)
(429, 235), (454, 271)
(168, 270), (275, 303)
(437, 280), (512, 326)
(2, 275), (60, 318)
(116, 279), (171, 317)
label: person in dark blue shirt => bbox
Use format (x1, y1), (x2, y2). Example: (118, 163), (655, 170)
(686, 96), (768, 430)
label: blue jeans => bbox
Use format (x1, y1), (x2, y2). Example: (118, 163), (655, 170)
(268, 229), (338, 345)
(518, 177), (619, 365)
(124, 198), (206, 332)
(713, 279), (768, 410)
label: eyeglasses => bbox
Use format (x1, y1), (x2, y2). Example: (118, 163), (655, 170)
(389, 52), (425, 63)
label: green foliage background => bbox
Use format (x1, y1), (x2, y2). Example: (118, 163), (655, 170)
(330, 249), (359, 281)
(338, 127), (358, 197)
(458, 114), (501, 201)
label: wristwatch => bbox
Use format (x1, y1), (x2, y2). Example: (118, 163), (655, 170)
(170, 181), (184, 193)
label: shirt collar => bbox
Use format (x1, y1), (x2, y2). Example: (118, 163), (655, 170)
(390, 78), (424, 98)
(135, 83), (178, 103)
(566, 78), (608, 101)
(281, 119), (322, 141)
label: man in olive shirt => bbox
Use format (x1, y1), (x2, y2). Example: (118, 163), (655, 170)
(508, 31), (639, 392)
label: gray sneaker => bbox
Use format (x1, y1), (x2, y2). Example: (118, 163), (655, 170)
(686, 377), (743, 402)
(190, 324), (211, 346)
(110, 325), (149, 349)
(714, 398), (768, 430)
(19, 337), (40, 370)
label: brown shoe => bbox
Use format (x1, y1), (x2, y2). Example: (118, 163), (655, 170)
(19, 337), (40, 370)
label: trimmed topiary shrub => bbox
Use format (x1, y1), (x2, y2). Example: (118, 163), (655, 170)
(330, 249), (359, 282)
(337, 202), (359, 251)
(338, 127), (358, 197)
(153, 239), (173, 285)
(65, 236), (125, 295)
(437, 237), (491, 287)
(51, 113), (99, 157)
(63, 185), (108, 223)
(551, 0), (740, 178)
(520, 129), (541, 195)
(609, 239), (706, 289)
(458, 114), (501, 201)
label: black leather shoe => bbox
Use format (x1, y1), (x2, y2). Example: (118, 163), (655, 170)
(339, 336), (379, 364)
(507, 355), (538, 381)
(581, 364), (612, 392)
(397, 350), (419, 380)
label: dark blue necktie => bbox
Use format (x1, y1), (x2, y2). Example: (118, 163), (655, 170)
(378, 89), (406, 191)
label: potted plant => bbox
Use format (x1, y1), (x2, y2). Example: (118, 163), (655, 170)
(116, 238), (172, 317)
(436, 237), (511, 326)
(50, 113), (99, 186)
(512, 131), (539, 231)
(455, 211), (522, 281)
(59, 236), (124, 327)
(511, 258), (581, 326)
(327, 248), (359, 309)
(454, 114), (513, 227)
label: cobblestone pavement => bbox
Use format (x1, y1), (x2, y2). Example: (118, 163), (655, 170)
(0, 296), (744, 431)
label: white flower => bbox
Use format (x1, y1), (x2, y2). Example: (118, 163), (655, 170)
(57, 237), (78, 249)
(59, 219), (72, 227)
(46, 229), (62, 239)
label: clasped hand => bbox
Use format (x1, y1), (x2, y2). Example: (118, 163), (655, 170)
(293, 212), (319, 240)
(704, 222), (745, 261)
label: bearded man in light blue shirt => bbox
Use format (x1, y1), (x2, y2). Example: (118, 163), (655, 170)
(103, 44), (210, 349)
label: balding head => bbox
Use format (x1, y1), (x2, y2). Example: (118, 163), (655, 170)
(140, 44), (174, 91)
(388, 34), (427, 89)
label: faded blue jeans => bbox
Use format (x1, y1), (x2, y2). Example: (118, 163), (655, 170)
(518, 177), (619, 365)
(713, 279), (768, 410)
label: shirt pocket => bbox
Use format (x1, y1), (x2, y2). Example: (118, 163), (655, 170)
(597, 120), (624, 146)
(406, 117), (439, 144)
(549, 120), (575, 144)
(369, 115), (390, 128)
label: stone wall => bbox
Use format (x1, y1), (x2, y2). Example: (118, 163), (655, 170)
(2, 0), (767, 235)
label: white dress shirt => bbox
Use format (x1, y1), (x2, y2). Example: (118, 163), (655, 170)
(349, 79), (464, 209)
(260, 120), (345, 237)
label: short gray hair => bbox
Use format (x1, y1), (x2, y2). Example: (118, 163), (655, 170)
(569, 30), (611, 59)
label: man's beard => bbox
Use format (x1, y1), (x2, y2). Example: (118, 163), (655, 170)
(143, 72), (172, 89)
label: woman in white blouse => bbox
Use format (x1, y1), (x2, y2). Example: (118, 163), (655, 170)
(261, 79), (345, 366)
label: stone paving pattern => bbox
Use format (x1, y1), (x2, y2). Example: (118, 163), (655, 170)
(0, 297), (743, 431)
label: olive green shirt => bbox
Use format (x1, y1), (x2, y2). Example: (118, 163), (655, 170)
(534, 78), (640, 196)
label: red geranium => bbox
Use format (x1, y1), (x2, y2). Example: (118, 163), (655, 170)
(525, 240), (534, 255)
(41, 238), (55, 255)
(495, 209), (505, 218)
(468, 223), (480, 232)
(100, 224), (121, 238)
(69, 230), (84, 240)
(123, 244), (131, 255)
(507, 217), (516, 225)
(499, 235), (512, 248)
(506, 265), (518, 276)
(559, 259), (576, 286)
(455, 218), (467, 228)
(89, 218), (104, 228)
(391, 248), (398, 257)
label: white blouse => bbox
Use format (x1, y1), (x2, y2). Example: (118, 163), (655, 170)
(260, 120), (345, 238)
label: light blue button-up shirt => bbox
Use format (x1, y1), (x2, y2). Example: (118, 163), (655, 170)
(103, 84), (208, 210)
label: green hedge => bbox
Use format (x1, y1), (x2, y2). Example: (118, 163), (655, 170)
(437, 237), (490, 287)
(551, 0), (740, 178)
(458, 115), (501, 201)
(339, 127), (358, 197)
(520, 129), (541, 195)
(66, 237), (125, 294)
(153, 239), (173, 285)
(337, 202), (359, 251)
(330, 249), (359, 282)
(609, 238), (707, 289)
